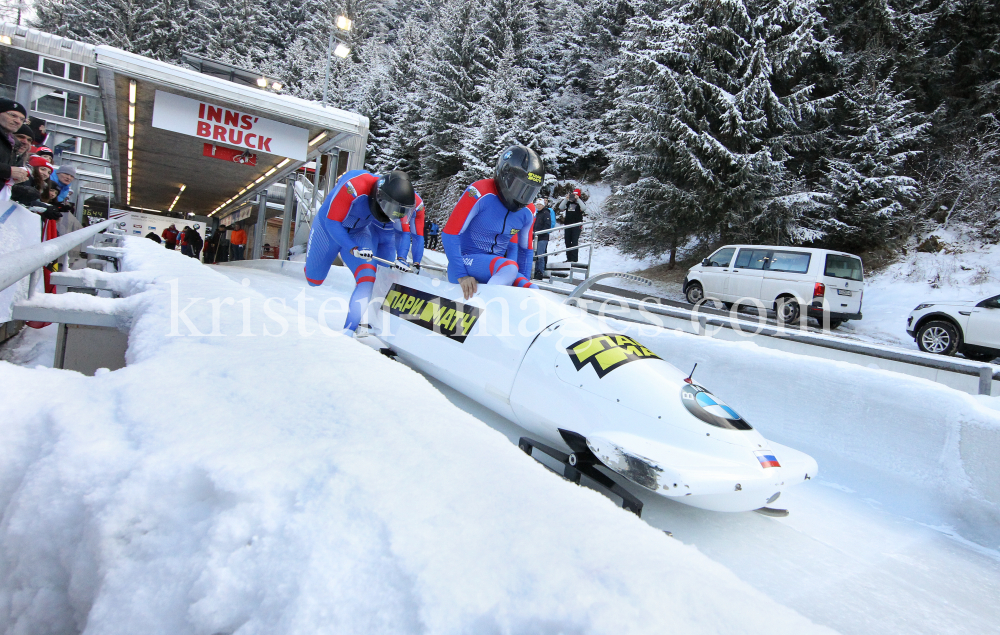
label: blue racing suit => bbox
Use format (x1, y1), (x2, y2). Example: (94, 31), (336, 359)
(441, 179), (536, 289)
(400, 193), (425, 266)
(304, 169), (391, 332)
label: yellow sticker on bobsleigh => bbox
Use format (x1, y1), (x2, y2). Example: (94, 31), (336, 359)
(380, 283), (482, 342)
(567, 334), (661, 378)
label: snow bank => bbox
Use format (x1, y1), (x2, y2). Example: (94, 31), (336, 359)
(0, 238), (834, 634)
(610, 319), (1000, 548)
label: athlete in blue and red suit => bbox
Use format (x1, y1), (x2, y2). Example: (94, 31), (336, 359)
(442, 145), (546, 300)
(304, 169), (416, 333)
(371, 191), (425, 269)
(399, 192), (426, 270)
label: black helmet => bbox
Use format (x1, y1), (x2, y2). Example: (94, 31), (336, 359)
(494, 145), (544, 211)
(369, 170), (416, 223)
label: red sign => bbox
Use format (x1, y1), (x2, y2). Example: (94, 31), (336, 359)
(203, 143), (258, 166)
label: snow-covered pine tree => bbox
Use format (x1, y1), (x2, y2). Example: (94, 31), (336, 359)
(452, 44), (546, 196)
(32, 0), (147, 54)
(822, 62), (929, 248)
(546, 0), (635, 176)
(372, 17), (431, 179)
(133, 0), (198, 61)
(202, 0), (275, 68)
(604, 0), (833, 258)
(416, 0), (489, 210)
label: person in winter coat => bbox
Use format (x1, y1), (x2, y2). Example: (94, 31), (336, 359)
(186, 227), (203, 260)
(0, 99), (31, 188)
(179, 226), (193, 257)
(161, 224), (179, 250)
(211, 226), (231, 263)
(441, 145), (543, 300)
(427, 221), (440, 250)
(230, 225), (247, 261)
(554, 188), (586, 262)
(532, 197), (557, 278)
(13, 124), (33, 165)
(12, 156), (55, 207)
(304, 169), (416, 333)
(50, 165), (76, 204)
(145, 232), (162, 243)
(27, 117), (47, 147)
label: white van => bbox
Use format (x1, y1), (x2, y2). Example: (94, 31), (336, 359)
(682, 245), (864, 327)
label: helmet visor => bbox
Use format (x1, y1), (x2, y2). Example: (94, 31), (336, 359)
(376, 188), (415, 219)
(498, 165), (542, 208)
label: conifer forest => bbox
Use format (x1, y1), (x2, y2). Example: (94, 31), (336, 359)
(32, 0), (1000, 260)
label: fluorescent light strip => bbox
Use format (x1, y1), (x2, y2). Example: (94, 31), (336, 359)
(126, 80), (137, 206)
(167, 184), (186, 212)
(277, 158), (291, 168)
(309, 132), (328, 146)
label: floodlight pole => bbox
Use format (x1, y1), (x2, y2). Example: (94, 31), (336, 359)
(322, 31), (334, 108)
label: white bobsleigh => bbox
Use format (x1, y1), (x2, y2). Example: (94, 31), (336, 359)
(366, 271), (817, 514)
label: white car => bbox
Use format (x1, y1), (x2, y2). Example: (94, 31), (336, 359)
(683, 245), (864, 328)
(906, 295), (1000, 362)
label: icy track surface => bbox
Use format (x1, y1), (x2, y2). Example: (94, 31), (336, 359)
(1, 239), (836, 634)
(213, 262), (1000, 635)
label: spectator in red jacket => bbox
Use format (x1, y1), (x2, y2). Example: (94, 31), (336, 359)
(161, 224), (179, 250)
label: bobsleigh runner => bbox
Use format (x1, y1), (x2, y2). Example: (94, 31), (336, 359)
(364, 269), (817, 517)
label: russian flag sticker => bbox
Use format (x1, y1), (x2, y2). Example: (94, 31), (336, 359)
(754, 451), (781, 469)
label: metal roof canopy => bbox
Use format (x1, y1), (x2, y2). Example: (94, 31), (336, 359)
(94, 46), (369, 219)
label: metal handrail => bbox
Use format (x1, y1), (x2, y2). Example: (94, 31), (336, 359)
(539, 277), (998, 394)
(533, 219), (596, 280)
(535, 243), (595, 260)
(566, 272), (652, 301)
(0, 218), (114, 297)
(533, 219), (593, 237)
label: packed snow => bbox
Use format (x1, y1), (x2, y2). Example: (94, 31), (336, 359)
(216, 260), (1000, 635)
(1, 237), (841, 634)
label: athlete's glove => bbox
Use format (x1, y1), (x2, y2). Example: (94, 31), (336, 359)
(352, 247), (373, 260)
(392, 259), (412, 273)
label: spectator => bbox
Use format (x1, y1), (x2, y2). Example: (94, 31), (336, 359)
(12, 156), (55, 207)
(186, 227), (203, 260)
(27, 117), (47, 148)
(179, 225), (192, 257)
(202, 229), (216, 263)
(532, 197), (557, 279)
(230, 224), (247, 260)
(206, 226), (229, 263)
(427, 221), (440, 250)
(161, 223), (179, 250)
(13, 124), (33, 165)
(33, 146), (53, 161)
(50, 165), (76, 204)
(0, 99), (30, 189)
(554, 188), (586, 262)
(145, 232), (162, 243)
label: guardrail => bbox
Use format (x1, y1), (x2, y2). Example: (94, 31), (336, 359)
(534, 220), (596, 282)
(0, 218), (114, 299)
(540, 278), (998, 396)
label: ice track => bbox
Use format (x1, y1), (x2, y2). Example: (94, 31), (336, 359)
(217, 264), (1000, 635)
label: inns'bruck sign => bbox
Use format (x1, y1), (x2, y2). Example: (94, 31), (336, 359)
(151, 91), (309, 161)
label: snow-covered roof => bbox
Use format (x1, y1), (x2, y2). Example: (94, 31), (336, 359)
(0, 24), (369, 217)
(94, 46), (368, 217)
(0, 22), (97, 66)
